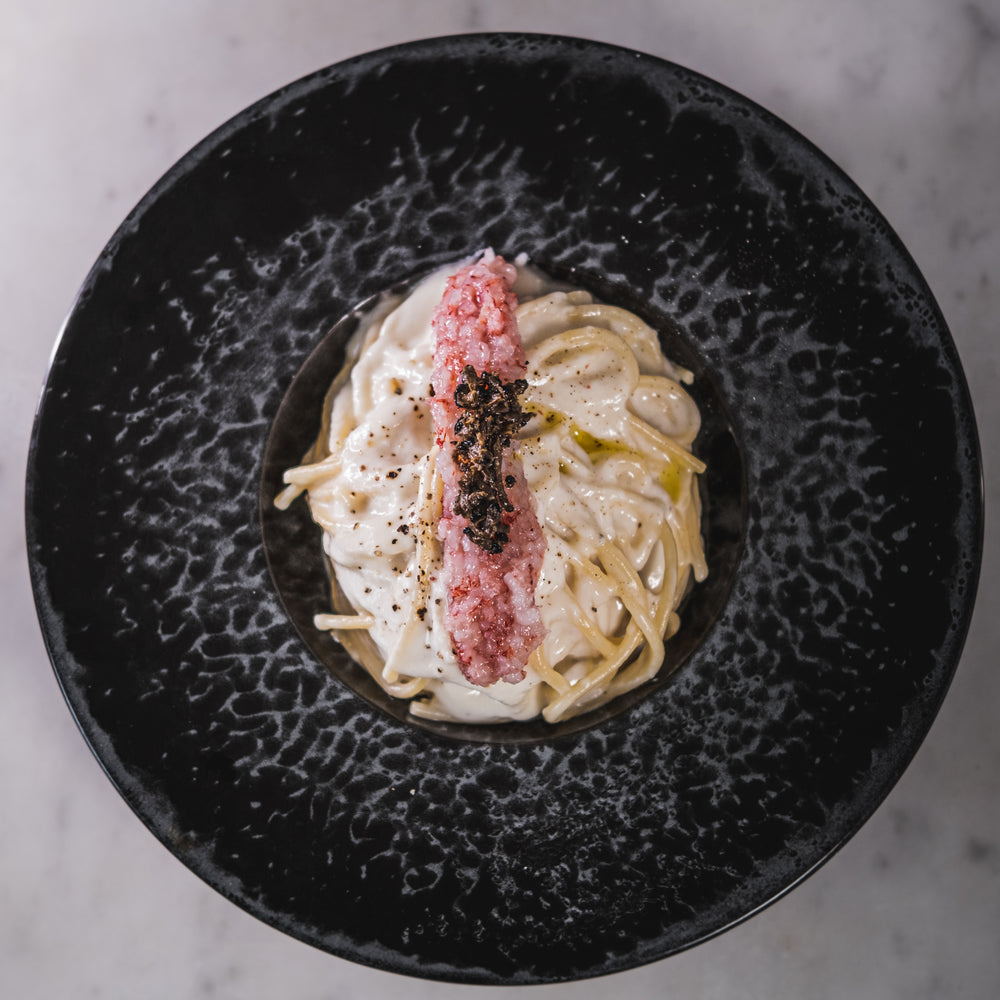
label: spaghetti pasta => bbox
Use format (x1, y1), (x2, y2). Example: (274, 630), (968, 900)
(275, 256), (708, 724)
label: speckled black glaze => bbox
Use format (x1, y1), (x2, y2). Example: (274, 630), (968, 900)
(26, 35), (982, 984)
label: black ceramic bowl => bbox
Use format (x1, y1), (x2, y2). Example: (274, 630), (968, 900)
(26, 34), (982, 984)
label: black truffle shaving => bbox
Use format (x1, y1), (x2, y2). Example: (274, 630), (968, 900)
(451, 364), (530, 554)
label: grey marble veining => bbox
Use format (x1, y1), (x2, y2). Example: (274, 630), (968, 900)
(2, 1), (998, 997)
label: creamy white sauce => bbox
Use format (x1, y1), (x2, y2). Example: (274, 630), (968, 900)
(304, 261), (701, 723)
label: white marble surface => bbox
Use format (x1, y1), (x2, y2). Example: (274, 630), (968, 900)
(2, 1), (997, 996)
